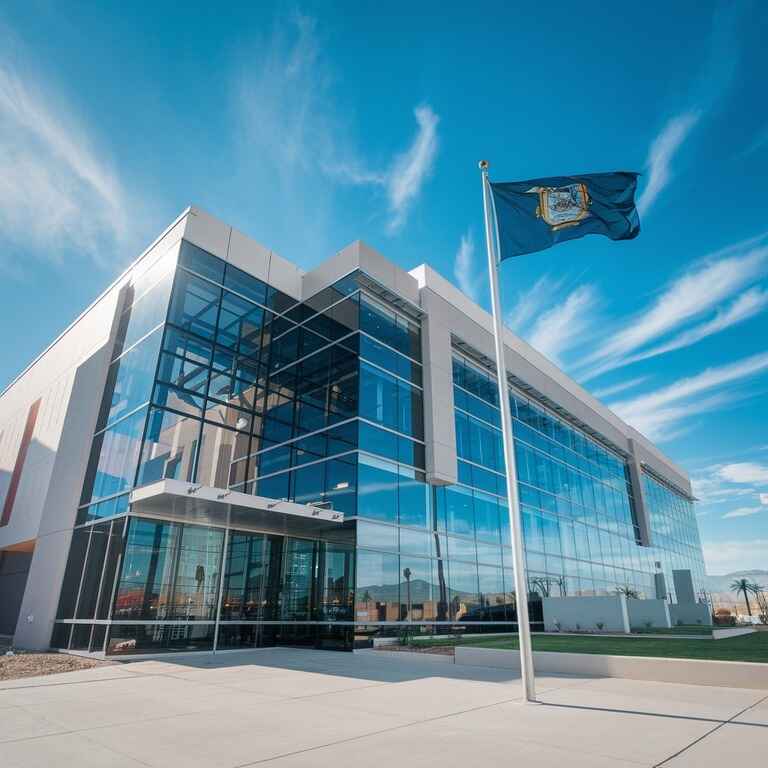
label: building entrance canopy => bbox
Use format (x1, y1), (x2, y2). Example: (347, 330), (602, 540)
(129, 479), (344, 537)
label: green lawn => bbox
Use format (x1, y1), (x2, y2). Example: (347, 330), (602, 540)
(409, 631), (768, 663)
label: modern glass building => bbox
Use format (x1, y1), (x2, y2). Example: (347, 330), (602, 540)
(0, 207), (706, 654)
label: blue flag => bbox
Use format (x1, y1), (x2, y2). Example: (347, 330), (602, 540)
(490, 172), (640, 260)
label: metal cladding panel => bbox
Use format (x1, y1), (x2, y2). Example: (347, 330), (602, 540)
(419, 287), (458, 486)
(673, 569), (697, 604)
(0, 399), (41, 527)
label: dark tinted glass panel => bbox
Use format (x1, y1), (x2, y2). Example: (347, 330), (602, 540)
(76, 523), (111, 619)
(224, 263), (268, 306)
(168, 271), (221, 340)
(96, 518), (126, 619)
(317, 543), (354, 621)
(56, 527), (90, 619)
(107, 623), (215, 655)
(113, 518), (223, 621)
(179, 241), (225, 282)
(279, 538), (316, 621)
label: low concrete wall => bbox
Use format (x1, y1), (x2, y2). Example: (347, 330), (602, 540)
(543, 595), (629, 633)
(454, 646), (768, 690)
(627, 598), (671, 629)
(670, 602), (712, 626)
(355, 648), (453, 664)
(712, 627), (755, 640)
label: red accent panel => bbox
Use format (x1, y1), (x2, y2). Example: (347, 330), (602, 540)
(1, 398), (41, 527)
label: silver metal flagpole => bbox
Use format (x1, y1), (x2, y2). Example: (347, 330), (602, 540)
(479, 160), (536, 702)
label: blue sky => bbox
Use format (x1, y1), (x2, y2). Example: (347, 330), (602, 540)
(1, 1), (766, 574)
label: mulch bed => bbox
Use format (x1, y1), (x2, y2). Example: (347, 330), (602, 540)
(0, 652), (116, 681)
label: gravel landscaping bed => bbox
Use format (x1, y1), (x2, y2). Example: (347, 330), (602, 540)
(0, 651), (115, 681)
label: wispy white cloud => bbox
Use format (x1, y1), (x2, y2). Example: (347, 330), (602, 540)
(0, 53), (127, 269)
(722, 506), (765, 519)
(580, 233), (768, 381)
(702, 539), (768, 573)
(592, 377), (650, 400)
(453, 229), (482, 302)
(717, 462), (768, 485)
(527, 285), (598, 366)
(505, 275), (566, 333)
(609, 351), (768, 441)
(237, 15), (437, 237)
(504, 275), (600, 366)
(631, 287), (768, 361)
(637, 111), (701, 217)
(385, 105), (439, 232)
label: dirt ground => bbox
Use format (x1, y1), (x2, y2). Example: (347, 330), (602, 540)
(0, 651), (115, 681)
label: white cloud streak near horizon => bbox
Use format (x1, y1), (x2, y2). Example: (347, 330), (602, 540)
(608, 351), (768, 441)
(722, 506), (765, 519)
(636, 110), (701, 217)
(717, 462), (768, 485)
(702, 539), (768, 573)
(579, 234), (768, 381)
(0, 59), (127, 269)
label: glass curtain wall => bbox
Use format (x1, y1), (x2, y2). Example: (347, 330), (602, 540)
(643, 473), (706, 601)
(451, 352), (705, 607)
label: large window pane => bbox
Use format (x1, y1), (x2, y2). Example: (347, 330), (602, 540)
(167, 271), (221, 340)
(196, 422), (249, 489)
(398, 467), (428, 528)
(360, 362), (398, 431)
(279, 538), (315, 621)
(357, 455), (398, 523)
(445, 485), (474, 537)
(137, 407), (200, 485)
(448, 560), (480, 621)
(113, 260), (175, 358)
(355, 549), (399, 622)
(101, 329), (163, 429)
(317, 543), (354, 621)
(113, 518), (223, 621)
(400, 556), (434, 621)
(81, 407), (147, 504)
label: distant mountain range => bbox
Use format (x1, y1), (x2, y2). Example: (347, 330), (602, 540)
(703, 570), (768, 593)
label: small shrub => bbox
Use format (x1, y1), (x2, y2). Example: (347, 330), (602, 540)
(596, 621), (605, 630)
(644, 621), (653, 629)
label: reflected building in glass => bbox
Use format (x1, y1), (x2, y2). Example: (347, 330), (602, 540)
(0, 207), (706, 654)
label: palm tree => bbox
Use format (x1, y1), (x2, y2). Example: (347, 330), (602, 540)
(615, 585), (639, 599)
(730, 578), (756, 616)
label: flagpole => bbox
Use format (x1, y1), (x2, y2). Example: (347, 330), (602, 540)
(479, 160), (536, 702)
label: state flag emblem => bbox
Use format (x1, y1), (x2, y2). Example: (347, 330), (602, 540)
(527, 183), (591, 231)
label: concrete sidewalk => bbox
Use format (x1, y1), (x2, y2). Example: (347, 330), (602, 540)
(0, 647), (765, 767)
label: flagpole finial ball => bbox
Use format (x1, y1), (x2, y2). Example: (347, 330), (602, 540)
(479, 160), (489, 171)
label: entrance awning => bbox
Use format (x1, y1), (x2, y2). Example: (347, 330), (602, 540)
(129, 479), (344, 537)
